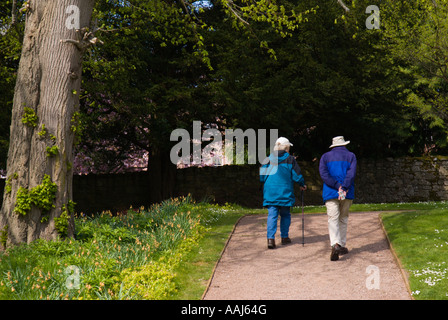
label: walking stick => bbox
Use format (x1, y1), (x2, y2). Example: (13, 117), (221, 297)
(301, 189), (305, 247)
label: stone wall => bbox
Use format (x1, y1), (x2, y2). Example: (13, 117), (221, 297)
(356, 157), (448, 204)
(1, 156), (448, 213)
(174, 157), (448, 206)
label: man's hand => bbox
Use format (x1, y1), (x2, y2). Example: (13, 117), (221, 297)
(300, 185), (307, 191)
(338, 186), (347, 200)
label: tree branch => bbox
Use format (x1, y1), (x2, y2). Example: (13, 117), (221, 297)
(18, 1), (30, 14)
(8, 0), (22, 39)
(11, 0), (17, 26)
(224, 0), (250, 25)
(337, 0), (350, 12)
(61, 28), (103, 52)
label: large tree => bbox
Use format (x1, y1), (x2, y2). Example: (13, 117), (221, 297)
(0, 0), (95, 245)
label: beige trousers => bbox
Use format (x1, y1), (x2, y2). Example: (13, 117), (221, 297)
(325, 199), (353, 247)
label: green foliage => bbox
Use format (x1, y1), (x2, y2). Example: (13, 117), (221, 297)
(30, 175), (58, 212)
(0, 225), (8, 248)
(45, 145), (59, 157)
(76, 222), (136, 243)
(116, 228), (204, 299)
(380, 0), (448, 147)
(13, 174), (57, 216)
(14, 187), (32, 216)
(37, 124), (47, 138)
(70, 111), (86, 146)
(32, 238), (75, 257)
(117, 260), (177, 299)
(203, 0), (414, 158)
(67, 200), (76, 214)
(21, 107), (38, 128)
(54, 210), (69, 237)
(4, 172), (17, 195)
(54, 200), (76, 237)
(40, 216), (49, 223)
(224, 0), (317, 40)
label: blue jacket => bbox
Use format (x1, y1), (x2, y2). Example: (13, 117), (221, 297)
(319, 146), (357, 202)
(260, 151), (306, 207)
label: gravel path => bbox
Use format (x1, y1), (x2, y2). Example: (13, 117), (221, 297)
(203, 212), (412, 300)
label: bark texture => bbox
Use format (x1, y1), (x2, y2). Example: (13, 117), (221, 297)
(0, 0), (94, 246)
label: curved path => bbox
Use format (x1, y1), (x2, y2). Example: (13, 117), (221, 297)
(203, 212), (412, 300)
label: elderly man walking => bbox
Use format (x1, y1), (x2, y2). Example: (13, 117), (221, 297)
(319, 136), (357, 261)
(260, 137), (307, 249)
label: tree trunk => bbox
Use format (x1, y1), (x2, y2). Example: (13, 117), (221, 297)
(0, 0), (94, 247)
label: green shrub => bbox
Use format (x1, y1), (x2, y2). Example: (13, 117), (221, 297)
(116, 260), (177, 299)
(115, 223), (205, 299)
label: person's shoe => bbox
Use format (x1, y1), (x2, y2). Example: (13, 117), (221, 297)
(339, 247), (349, 255)
(281, 237), (291, 245)
(330, 244), (341, 261)
(267, 239), (276, 249)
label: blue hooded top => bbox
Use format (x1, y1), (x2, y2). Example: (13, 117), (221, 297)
(319, 146), (357, 202)
(259, 151), (305, 207)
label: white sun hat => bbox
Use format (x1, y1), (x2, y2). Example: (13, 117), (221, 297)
(329, 136), (350, 148)
(275, 137), (293, 147)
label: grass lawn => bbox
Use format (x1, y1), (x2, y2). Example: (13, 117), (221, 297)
(168, 210), (244, 299)
(381, 207), (448, 299)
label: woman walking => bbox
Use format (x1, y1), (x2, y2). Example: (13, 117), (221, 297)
(260, 137), (307, 249)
